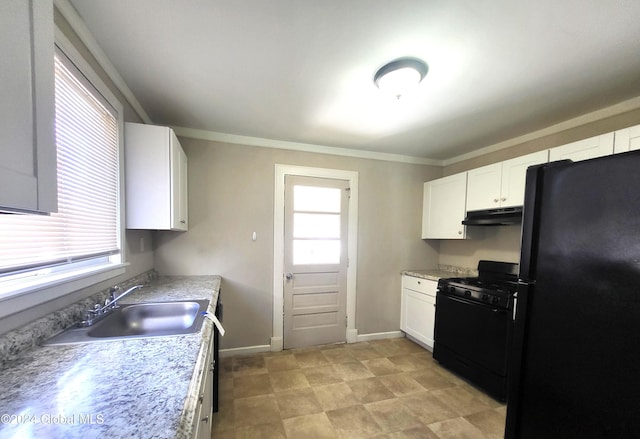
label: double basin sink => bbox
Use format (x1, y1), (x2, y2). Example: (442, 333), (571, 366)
(43, 299), (210, 345)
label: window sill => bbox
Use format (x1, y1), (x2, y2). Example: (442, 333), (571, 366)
(0, 262), (128, 320)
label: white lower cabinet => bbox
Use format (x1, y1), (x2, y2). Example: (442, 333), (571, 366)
(192, 336), (214, 439)
(400, 275), (437, 349)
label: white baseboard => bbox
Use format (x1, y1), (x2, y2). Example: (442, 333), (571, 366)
(222, 331), (405, 357)
(405, 334), (433, 352)
(356, 330), (404, 343)
(219, 344), (271, 358)
(270, 336), (283, 352)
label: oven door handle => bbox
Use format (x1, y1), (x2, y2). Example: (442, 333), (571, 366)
(437, 292), (509, 313)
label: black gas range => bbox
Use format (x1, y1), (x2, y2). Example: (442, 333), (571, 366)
(433, 260), (519, 401)
(439, 261), (518, 308)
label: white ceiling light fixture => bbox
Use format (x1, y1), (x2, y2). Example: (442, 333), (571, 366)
(374, 57), (429, 99)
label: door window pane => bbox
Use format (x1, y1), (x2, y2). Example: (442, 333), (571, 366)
(291, 183), (343, 265)
(293, 240), (340, 265)
(293, 213), (340, 239)
(294, 186), (340, 213)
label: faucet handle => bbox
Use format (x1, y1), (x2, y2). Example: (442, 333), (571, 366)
(109, 285), (120, 300)
(87, 303), (101, 318)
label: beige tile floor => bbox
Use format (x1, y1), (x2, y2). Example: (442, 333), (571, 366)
(213, 338), (506, 438)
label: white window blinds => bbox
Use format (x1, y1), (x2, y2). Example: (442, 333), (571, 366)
(0, 51), (120, 274)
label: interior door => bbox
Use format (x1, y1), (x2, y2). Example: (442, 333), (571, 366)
(283, 175), (349, 349)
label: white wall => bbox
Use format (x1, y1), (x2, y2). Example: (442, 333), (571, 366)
(438, 226), (522, 270)
(153, 138), (441, 349)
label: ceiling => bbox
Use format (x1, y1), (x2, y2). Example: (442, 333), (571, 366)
(68, 0), (640, 161)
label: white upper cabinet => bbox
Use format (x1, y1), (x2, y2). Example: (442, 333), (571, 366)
(549, 133), (614, 162)
(0, 0), (56, 213)
(500, 151), (549, 207)
(125, 123), (188, 231)
(466, 150), (548, 211)
(465, 163), (501, 212)
(422, 131), (621, 231)
(174, 142), (189, 230)
(613, 125), (640, 153)
(422, 172), (468, 239)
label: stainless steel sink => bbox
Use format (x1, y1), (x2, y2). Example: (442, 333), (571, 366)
(42, 299), (210, 345)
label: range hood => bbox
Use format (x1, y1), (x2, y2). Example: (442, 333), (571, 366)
(462, 207), (523, 226)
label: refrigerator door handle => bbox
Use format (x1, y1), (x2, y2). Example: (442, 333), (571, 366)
(512, 292), (517, 321)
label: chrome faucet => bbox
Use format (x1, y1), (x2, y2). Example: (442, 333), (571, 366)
(78, 284), (144, 327)
(104, 285), (144, 310)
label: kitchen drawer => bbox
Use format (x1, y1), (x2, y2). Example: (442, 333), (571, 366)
(402, 275), (437, 296)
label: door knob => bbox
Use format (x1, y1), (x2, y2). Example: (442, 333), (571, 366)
(285, 273), (294, 280)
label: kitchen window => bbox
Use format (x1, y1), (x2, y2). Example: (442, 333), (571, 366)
(0, 40), (125, 305)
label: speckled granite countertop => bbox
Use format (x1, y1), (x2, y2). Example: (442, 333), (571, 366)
(0, 275), (220, 439)
(402, 269), (456, 281)
(402, 265), (478, 281)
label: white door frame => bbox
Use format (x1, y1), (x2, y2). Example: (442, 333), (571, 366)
(272, 164), (358, 351)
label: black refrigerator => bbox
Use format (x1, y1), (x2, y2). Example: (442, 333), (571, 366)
(505, 150), (640, 438)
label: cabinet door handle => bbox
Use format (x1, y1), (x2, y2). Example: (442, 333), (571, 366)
(180, 220), (186, 224)
(201, 416), (209, 424)
(458, 230), (462, 235)
(199, 393), (204, 403)
(493, 198), (499, 203)
(501, 197), (506, 202)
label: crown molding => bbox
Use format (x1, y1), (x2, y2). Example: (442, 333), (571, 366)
(172, 126), (441, 166)
(442, 95), (640, 166)
(54, 0), (152, 124)
(57, 0), (639, 168)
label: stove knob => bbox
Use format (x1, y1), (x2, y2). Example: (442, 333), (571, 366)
(449, 286), (456, 294)
(482, 294), (489, 302)
(464, 290), (471, 297)
(492, 296), (500, 304)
